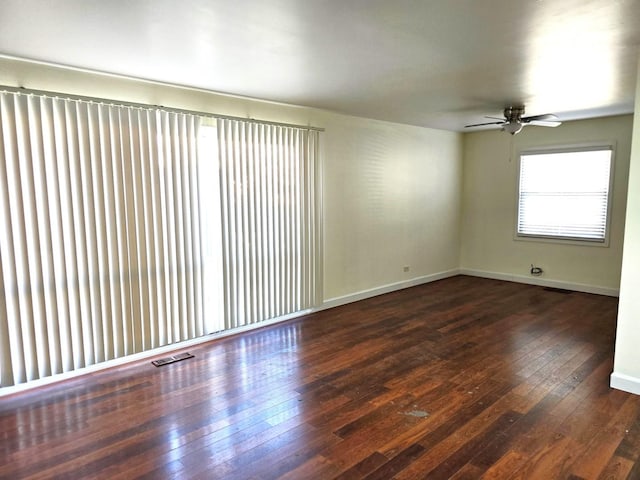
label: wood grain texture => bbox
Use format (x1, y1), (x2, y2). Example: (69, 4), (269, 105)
(1, 275), (639, 479)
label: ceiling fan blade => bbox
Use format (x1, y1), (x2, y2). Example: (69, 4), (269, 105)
(522, 113), (558, 122)
(485, 116), (506, 121)
(527, 120), (562, 127)
(464, 120), (506, 128)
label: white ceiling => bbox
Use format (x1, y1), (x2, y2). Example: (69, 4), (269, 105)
(0, 0), (638, 131)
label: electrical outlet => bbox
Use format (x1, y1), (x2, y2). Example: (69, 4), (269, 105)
(530, 264), (543, 276)
(403, 266), (410, 272)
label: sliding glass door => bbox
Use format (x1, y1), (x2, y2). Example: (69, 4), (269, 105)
(0, 90), (319, 387)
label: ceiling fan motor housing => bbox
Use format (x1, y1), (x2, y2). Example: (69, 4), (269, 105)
(504, 106), (525, 123)
(501, 106), (525, 134)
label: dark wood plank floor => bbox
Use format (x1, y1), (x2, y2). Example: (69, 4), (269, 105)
(1, 275), (639, 479)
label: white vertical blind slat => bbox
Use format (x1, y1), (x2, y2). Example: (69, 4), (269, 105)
(160, 112), (177, 344)
(155, 111), (169, 345)
(246, 124), (257, 324)
(183, 115), (198, 339)
(107, 106), (127, 358)
(15, 94), (44, 381)
(129, 109), (149, 351)
(282, 128), (290, 315)
(187, 117), (204, 338)
(39, 98), (65, 371)
(22, 97), (51, 379)
(253, 125), (264, 321)
(126, 110), (141, 351)
(117, 107), (135, 356)
(217, 121), (232, 330)
(68, 101), (94, 367)
(171, 115), (187, 341)
(235, 123), (247, 326)
(266, 127), (275, 320)
(273, 127), (282, 318)
(96, 104), (116, 361)
(139, 110), (158, 348)
(84, 102), (105, 363)
(65, 101), (88, 369)
(0, 94), (28, 384)
(75, 102), (99, 365)
(293, 130), (301, 311)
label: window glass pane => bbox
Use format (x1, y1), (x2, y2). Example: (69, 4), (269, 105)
(517, 148), (612, 242)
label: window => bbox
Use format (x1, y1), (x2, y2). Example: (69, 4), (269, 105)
(0, 90), (319, 387)
(516, 146), (614, 243)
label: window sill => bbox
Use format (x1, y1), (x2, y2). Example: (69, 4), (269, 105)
(514, 234), (610, 248)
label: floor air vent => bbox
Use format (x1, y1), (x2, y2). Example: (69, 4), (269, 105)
(543, 287), (572, 294)
(152, 352), (194, 367)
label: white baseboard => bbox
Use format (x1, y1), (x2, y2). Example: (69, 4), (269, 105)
(322, 269), (460, 309)
(611, 372), (640, 395)
(459, 268), (619, 297)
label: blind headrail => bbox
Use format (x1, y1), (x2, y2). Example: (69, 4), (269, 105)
(0, 85), (325, 132)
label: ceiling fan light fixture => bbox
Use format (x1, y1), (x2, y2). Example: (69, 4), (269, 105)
(504, 122), (524, 135)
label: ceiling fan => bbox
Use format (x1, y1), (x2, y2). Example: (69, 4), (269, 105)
(465, 106), (562, 135)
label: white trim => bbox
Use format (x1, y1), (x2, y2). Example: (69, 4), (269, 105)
(322, 269), (460, 309)
(459, 268), (619, 297)
(611, 372), (640, 395)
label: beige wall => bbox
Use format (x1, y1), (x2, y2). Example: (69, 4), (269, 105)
(612, 57), (640, 391)
(460, 115), (633, 294)
(321, 114), (462, 300)
(0, 57), (463, 304)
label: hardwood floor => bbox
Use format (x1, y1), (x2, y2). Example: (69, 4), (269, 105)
(1, 275), (639, 479)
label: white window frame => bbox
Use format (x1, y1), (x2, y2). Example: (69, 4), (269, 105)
(515, 143), (615, 247)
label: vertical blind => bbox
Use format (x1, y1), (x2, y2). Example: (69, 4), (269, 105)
(0, 92), (212, 386)
(517, 148), (613, 242)
(0, 91), (319, 387)
(216, 119), (318, 329)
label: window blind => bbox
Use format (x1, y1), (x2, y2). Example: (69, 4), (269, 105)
(0, 91), (320, 388)
(517, 148), (613, 242)
(216, 119), (318, 329)
(0, 92), (215, 386)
